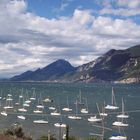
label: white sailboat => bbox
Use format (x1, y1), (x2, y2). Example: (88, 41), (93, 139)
(33, 106), (48, 124)
(19, 92), (23, 99)
(0, 89), (3, 99)
(51, 110), (61, 116)
(110, 119), (127, 140)
(54, 113), (66, 128)
(105, 87), (119, 110)
(30, 88), (36, 101)
(4, 95), (13, 109)
(100, 102), (108, 117)
(49, 106), (56, 110)
(33, 120), (48, 124)
(117, 98), (129, 119)
(109, 135), (127, 140)
(112, 121), (128, 127)
(36, 94), (44, 109)
(88, 116), (102, 123)
(88, 103), (102, 123)
(17, 95), (26, 120)
(100, 112), (108, 117)
(113, 98), (129, 127)
(24, 90), (31, 106)
(80, 98), (88, 114)
(51, 101), (61, 116)
(62, 96), (72, 112)
(18, 96), (28, 112)
(89, 103), (105, 140)
(34, 98), (44, 114)
(54, 123), (66, 128)
(18, 108), (27, 112)
(75, 90), (84, 105)
(17, 115), (26, 120)
(23, 103), (30, 107)
(36, 104), (44, 109)
(1, 111), (8, 116)
(68, 100), (81, 120)
(33, 109), (43, 113)
(43, 97), (52, 103)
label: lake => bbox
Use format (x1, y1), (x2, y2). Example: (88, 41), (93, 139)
(0, 82), (140, 140)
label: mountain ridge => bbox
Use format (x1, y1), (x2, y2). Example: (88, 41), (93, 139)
(10, 45), (140, 83)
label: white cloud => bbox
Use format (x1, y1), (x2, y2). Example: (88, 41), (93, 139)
(0, 0), (140, 77)
(100, 7), (140, 17)
(117, 0), (140, 9)
(100, 0), (140, 17)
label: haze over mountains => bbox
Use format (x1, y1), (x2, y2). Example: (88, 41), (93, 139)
(11, 45), (140, 83)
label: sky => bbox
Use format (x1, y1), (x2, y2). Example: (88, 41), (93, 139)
(0, 0), (140, 78)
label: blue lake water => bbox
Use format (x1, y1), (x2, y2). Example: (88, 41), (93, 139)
(0, 82), (140, 140)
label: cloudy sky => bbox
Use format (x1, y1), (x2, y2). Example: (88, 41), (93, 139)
(0, 0), (140, 78)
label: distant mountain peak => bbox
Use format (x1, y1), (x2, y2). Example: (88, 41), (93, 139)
(11, 59), (76, 81)
(104, 49), (116, 56)
(10, 44), (140, 83)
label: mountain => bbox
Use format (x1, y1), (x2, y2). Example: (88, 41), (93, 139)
(10, 45), (140, 83)
(11, 59), (76, 81)
(67, 44), (140, 83)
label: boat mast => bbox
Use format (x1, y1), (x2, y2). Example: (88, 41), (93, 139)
(96, 103), (104, 140)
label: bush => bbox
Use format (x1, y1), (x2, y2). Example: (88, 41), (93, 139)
(3, 124), (32, 140)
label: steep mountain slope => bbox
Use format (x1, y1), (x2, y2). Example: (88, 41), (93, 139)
(11, 59), (76, 81)
(68, 45), (140, 83)
(11, 45), (140, 83)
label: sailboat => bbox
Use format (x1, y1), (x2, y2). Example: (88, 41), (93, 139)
(110, 118), (127, 140)
(36, 94), (44, 109)
(1, 111), (8, 116)
(15, 96), (20, 106)
(18, 96), (27, 112)
(4, 95), (13, 109)
(49, 106), (56, 110)
(75, 90), (84, 105)
(33, 120), (48, 124)
(109, 129), (127, 140)
(109, 134), (127, 140)
(33, 97), (44, 113)
(18, 108), (27, 112)
(88, 116), (102, 123)
(0, 89), (2, 99)
(19, 89), (24, 99)
(24, 91), (31, 104)
(112, 121), (128, 127)
(80, 98), (88, 114)
(68, 100), (81, 120)
(51, 109), (61, 116)
(105, 87), (119, 110)
(88, 103), (102, 123)
(43, 97), (52, 103)
(89, 103), (105, 140)
(16, 89), (24, 105)
(17, 95), (27, 120)
(54, 123), (66, 128)
(54, 113), (66, 128)
(30, 88), (36, 101)
(113, 98), (129, 127)
(33, 110), (48, 124)
(100, 102), (108, 117)
(62, 96), (72, 112)
(17, 115), (26, 120)
(117, 98), (129, 119)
